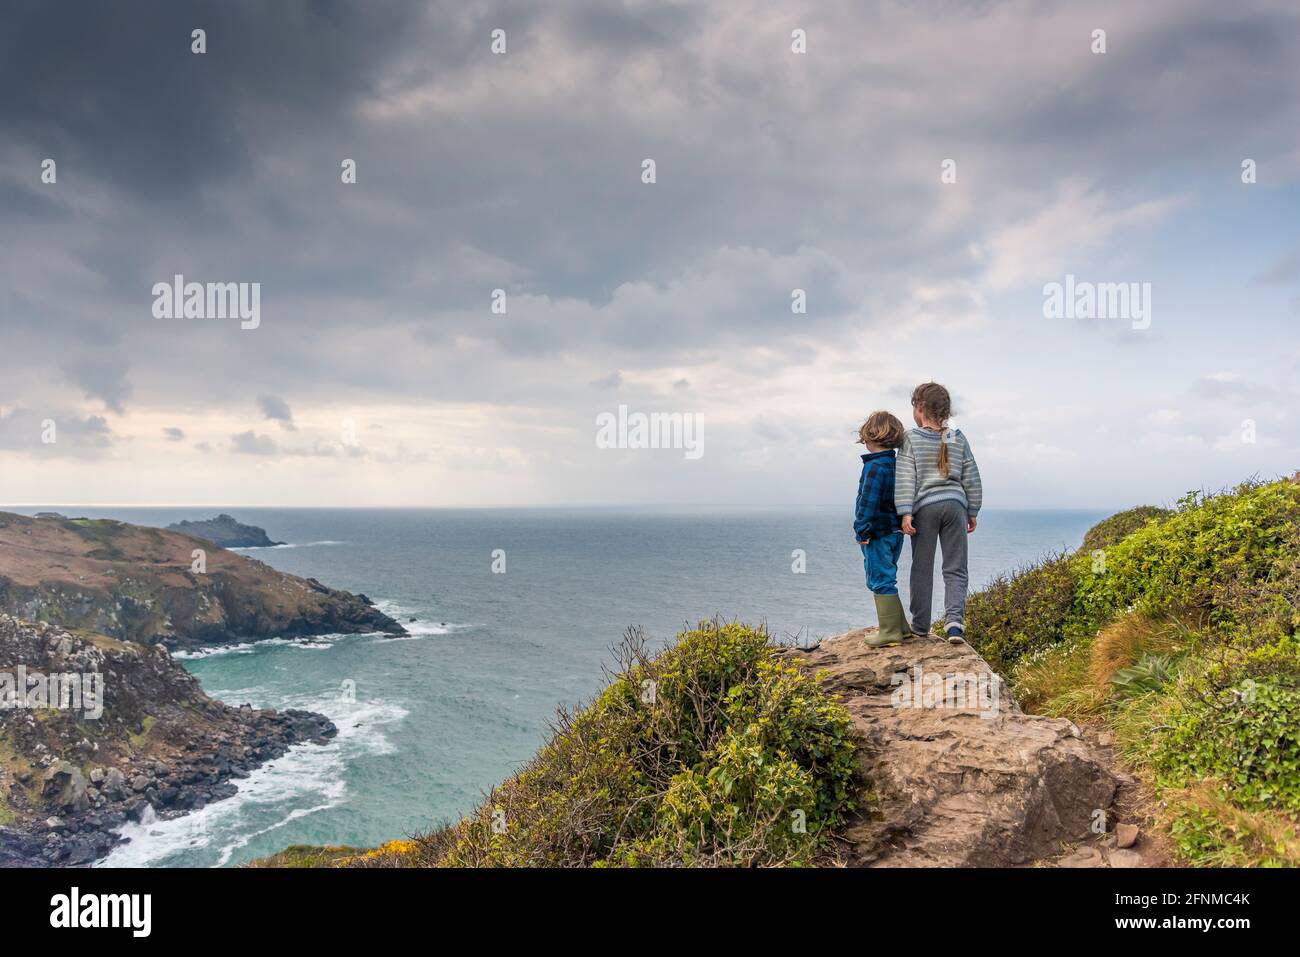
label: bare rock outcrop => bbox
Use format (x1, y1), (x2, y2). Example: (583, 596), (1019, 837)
(166, 514), (285, 548)
(786, 628), (1118, 867)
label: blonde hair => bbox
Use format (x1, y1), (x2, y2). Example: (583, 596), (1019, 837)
(911, 382), (953, 476)
(856, 411), (905, 449)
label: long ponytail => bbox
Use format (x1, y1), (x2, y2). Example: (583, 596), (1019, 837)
(911, 382), (954, 478)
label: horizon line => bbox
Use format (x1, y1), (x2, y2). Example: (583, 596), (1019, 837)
(1, 502), (1125, 512)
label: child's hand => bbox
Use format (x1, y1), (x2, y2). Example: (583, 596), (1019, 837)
(967, 515), (978, 534)
(901, 515), (915, 535)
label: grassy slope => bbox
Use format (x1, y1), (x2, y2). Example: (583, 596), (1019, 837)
(966, 476), (1300, 866)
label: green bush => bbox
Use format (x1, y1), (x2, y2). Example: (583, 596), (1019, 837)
(439, 621), (857, 867)
(1163, 794), (1300, 868)
(1153, 674), (1300, 812)
(1073, 481), (1300, 637)
(1080, 505), (1171, 553)
(1236, 518), (1300, 646)
(965, 553), (1080, 672)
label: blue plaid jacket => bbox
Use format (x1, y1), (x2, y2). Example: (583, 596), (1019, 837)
(854, 450), (901, 542)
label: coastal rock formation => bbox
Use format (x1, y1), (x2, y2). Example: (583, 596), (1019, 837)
(785, 628), (1119, 866)
(0, 511), (404, 650)
(166, 514), (285, 548)
(0, 615), (337, 866)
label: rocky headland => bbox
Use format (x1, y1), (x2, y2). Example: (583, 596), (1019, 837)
(165, 514), (285, 548)
(0, 511), (404, 652)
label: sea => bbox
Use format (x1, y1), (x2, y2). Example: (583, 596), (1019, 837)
(3, 505), (1106, 867)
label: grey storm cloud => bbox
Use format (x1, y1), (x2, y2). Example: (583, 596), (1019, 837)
(1, 0), (1299, 430)
(0, 0), (426, 203)
(257, 394), (296, 429)
(0, 408), (112, 455)
(62, 354), (134, 413)
(230, 430), (278, 455)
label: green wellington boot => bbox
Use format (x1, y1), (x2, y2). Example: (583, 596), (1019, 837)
(866, 593), (909, 647)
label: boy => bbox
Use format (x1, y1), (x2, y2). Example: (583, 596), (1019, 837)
(854, 411), (911, 647)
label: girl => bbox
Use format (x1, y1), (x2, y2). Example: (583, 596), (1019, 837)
(896, 383), (982, 643)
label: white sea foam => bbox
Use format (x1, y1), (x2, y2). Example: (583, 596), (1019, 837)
(374, 599), (467, 639)
(386, 621), (455, 639)
(97, 692), (407, 868)
(172, 634), (351, 659)
(173, 642), (259, 660)
(229, 540), (345, 551)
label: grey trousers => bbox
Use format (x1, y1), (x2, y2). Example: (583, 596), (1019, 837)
(908, 499), (969, 634)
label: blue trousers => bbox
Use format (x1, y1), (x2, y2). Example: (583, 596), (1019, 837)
(860, 532), (904, 595)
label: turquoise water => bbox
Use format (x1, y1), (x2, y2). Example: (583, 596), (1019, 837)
(7, 506), (1104, 866)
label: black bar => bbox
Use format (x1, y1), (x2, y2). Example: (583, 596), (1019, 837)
(0, 866), (1286, 942)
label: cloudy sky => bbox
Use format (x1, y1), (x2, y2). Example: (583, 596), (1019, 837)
(2, 0), (1298, 508)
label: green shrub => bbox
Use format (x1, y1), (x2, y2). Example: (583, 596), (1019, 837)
(439, 621), (857, 867)
(1110, 652), (1178, 697)
(1235, 518), (1300, 646)
(1153, 674), (1300, 812)
(1162, 785), (1300, 867)
(965, 553), (1080, 672)
(1079, 505), (1171, 554)
(1074, 481), (1300, 637)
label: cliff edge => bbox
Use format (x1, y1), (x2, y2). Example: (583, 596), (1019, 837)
(0, 511), (404, 650)
(784, 629), (1119, 866)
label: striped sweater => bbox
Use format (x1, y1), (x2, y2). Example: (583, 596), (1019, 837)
(895, 427), (983, 517)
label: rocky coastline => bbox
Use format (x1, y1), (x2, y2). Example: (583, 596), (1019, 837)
(0, 511), (382, 866)
(0, 615), (337, 867)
